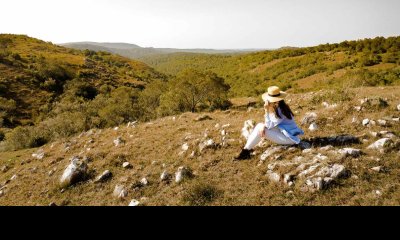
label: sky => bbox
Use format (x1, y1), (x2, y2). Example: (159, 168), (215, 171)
(1, 0), (400, 49)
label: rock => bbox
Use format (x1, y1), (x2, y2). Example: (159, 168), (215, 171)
(320, 145), (334, 151)
(367, 138), (392, 150)
(94, 170), (112, 183)
(266, 171), (281, 183)
(140, 178), (149, 186)
(338, 148), (362, 158)
(371, 166), (383, 173)
(49, 202), (57, 207)
(60, 157), (88, 188)
(175, 166), (194, 183)
(241, 120), (256, 140)
(113, 185), (128, 199)
(114, 137), (125, 147)
(199, 139), (217, 152)
(114, 127), (119, 131)
(283, 174), (295, 185)
(306, 177), (334, 191)
(122, 162), (132, 169)
(48, 169), (56, 176)
(322, 102), (337, 109)
(352, 117), (358, 124)
(370, 132), (379, 138)
(301, 112), (317, 125)
(10, 175), (17, 181)
(302, 148), (313, 154)
(309, 123), (318, 131)
(222, 124), (231, 128)
(0, 190), (3, 197)
(315, 164), (348, 179)
(362, 119), (370, 126)
(160, 171), (171, 182)
(397, 104), (400, 111)
(127, 121), (138, 128)
(354, 106), (362, 112)
(393, 118), (399, 122)
(214, 123), (221, 128)
(377, 120), (387, 126)
(129, 199), (140, 206)
(1, 165), (8, 173)
(181, 143), (189, 152)
(32, 150), (45, 160)
(260, 146), (286, 161)
(195, 115), (213, 121)
(221, 130), (227, 136)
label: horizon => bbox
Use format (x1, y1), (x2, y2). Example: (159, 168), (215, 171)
(1, 0), (400, 49)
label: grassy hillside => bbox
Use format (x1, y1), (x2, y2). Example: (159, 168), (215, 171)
(140, 36), (400, 97)
(0, 34), (166, 127)
(0, 86), (398, 206)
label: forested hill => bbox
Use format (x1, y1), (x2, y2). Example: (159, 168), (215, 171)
(0, 34), (166, 127)
(140, 36), (400, 97)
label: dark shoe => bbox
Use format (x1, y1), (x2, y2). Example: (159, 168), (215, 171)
(233, 149), (252, 161)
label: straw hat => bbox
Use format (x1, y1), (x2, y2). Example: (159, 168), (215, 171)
(262, 86), (288, 103)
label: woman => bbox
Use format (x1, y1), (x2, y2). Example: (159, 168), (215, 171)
(234, 86), (304, 160)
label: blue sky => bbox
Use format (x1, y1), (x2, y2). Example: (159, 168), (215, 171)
(1, 0), (399, 49)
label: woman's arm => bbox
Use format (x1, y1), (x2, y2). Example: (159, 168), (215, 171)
(265, 111), (284, 130)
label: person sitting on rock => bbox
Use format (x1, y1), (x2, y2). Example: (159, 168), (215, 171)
(234, 86), (304, 160)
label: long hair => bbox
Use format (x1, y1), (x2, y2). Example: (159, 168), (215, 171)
(265, 100), (294, 120)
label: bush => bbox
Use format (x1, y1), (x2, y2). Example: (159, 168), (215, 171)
(182, 182), (222, 206)
(0, 130), (5, 141)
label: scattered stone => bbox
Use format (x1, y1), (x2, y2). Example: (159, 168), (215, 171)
(338, 148), (362, 158)
(354, 106), (362, 112)
(322, 102), (337, 109)
(367, 138), (392, 150)
(1, 165), (8, 173)
(221, 130), (227, 136)
(371, 166), (383, 173)
(241, 120), (256, 140)
(370, 132), (379, 138)
(48, 168), (56, 176)
(10, 175), (17, 181)
(129, 199), (140, 206)
(377, 119), (387, 126)
(32, 149), (45, 160)
(315, 164), (348, 179)
(260, 146), (286, 161)
(320, 145), (334, 151)
(182, 143), (189, 152)
(127, 121), (138, 128)
(114, 137), (125, 147)
(160, 171), (171, 182)
(301, 112), (318, 125)
(49, 202), (57, 207)
(215, 123), (221, 128)
(397, 104), (400, 111)
(113, 185), (128, 199)
(0, 190), (4, 197)
(393, 118), (399, 122)
(114, 127), (119, 131)
(94, 170), (112, 183)
(122, 162), (132, 169)
(352, 117), (358, 124)
(362, 119), (370, 126)
(195, 115), (213, 121)
(283, 174), (295, 185)
(302, 148), (313, 154)
(175, 166), (194, 183)
(375, 190), (383, 196)
(199, 139), (217, 152)
(60, 157), (88, 188)
(306, 177), (334, 191)
(309, 123), (318, 131)
(222, 124), (231, 128)
(266, 171), (281, 183)
(140, 178), (149, 186)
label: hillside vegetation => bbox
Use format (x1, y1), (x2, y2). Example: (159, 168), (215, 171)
(0, 86), (399, 206)
(141, 36), (400, 97)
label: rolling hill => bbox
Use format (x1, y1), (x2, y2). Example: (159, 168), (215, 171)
(0, 34), (166, 127)
(61, 42), (264, 59)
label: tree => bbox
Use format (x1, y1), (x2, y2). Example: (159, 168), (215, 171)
(158, 69), (230, 115)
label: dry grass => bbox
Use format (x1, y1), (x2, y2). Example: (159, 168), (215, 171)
(0, 86), (399, 206)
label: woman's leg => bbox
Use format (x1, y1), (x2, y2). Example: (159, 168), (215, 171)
(265, 127), (297, 145)
(244, 123), (265, 150)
